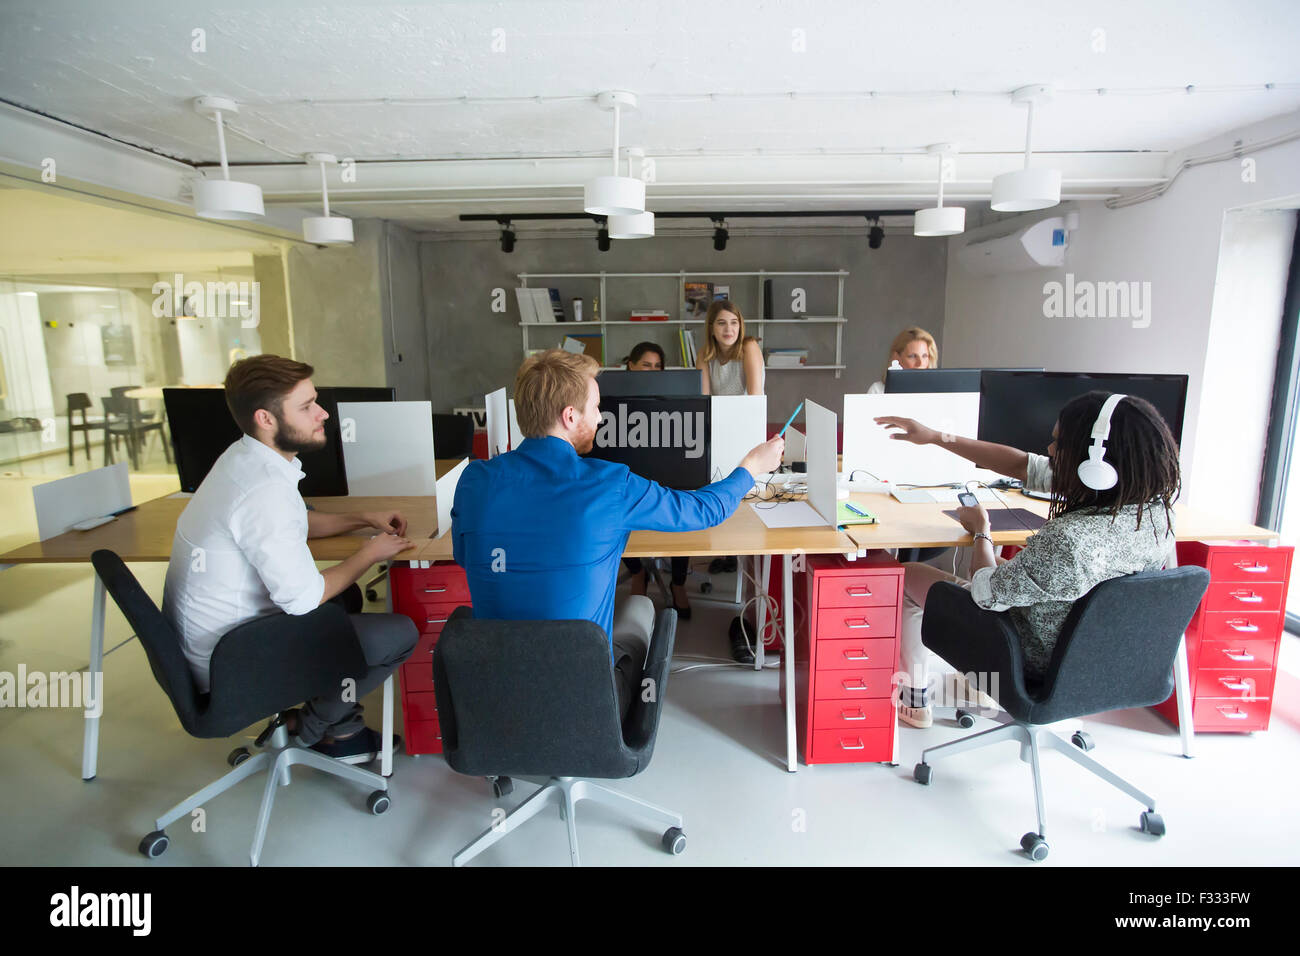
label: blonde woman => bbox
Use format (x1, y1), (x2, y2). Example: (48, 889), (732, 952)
(867, 327), (938, 394)
(697, 300), (764, 396)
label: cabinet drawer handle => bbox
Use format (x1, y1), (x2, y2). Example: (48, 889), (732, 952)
(838, 738), (865, 750)
(425, 617), (449, 625)
(1226, 619), (1259, 633)
(1229, 591), (1263, 603)
(422, 586), (448, 594)
(1217, 677), (1254, 692)
(1221, 649), (1255, 662)
(840, 709), (866, 721)
(1215, 706), (1249, 720)
(845, 586), (872, 597)
(843, 651), (870, 662)
(846, 619), (871, 629)
(841, 679), (869, 692)
(1233, 561), (1269, 573)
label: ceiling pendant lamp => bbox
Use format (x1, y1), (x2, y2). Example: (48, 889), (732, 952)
(191, 96), (265, 220)
(607, 148), (654, 238)
(301, 153), (354, 244)
(584, 91), (645, 216)
(991, 85), (1061, 212)
(913, 143), (966, 237)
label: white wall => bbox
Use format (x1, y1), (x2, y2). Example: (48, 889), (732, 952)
(943, 109), (1300, 514)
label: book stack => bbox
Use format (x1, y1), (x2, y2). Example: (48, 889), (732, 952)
(766, 348), (808, 368)
(679, 328), (698, 368)
(630, 309), (670, 321)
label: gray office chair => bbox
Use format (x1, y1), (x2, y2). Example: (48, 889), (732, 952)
(913, 566), (1210, 861)
(433, 606), (684, 866)
(90, 549), (392, 866)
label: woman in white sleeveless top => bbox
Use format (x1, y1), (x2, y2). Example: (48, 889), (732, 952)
(697, 300), (764, 396)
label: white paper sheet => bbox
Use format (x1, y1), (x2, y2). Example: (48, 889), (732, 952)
(751, 500), (827, 529)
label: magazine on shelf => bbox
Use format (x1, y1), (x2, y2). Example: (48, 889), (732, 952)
(684, 282), (713, 320)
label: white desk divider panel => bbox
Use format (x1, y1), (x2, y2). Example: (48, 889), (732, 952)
(337, 401), (436, 496)
(507, 398), (523, 450)
(842, 392), (995, 487)
(486, 387), (508, 458)
(782, 426), (806, 464)
(33, 463), (132, 540)
(709, 395), (766, 482)
(805, 400), (838, 527)
(436, 458), (470, 538)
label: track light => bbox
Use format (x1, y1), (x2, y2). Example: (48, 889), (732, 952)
(597, 226), (611, 252)
(868, 219), (884, 249)
(712, 219), (728, 251)
(191, 96), (264, 220)
(500, 222), (516, 253)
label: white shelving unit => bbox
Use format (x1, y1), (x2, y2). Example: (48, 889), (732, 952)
(517, 270), (849, 378)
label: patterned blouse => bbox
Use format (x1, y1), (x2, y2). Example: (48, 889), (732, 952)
(969, 453), (1176, 680)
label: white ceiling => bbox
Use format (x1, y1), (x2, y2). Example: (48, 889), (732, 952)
(2, 0), (1299, 230)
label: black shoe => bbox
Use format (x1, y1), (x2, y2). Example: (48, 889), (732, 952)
(310, 727), (399, 762)
(709, 556), (739, 575)
(728, 616), (756, 664)
(672, 601), (692, 622)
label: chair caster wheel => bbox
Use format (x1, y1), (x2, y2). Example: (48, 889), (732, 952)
(662, 826), (686, 855)
(365, 589), (379, 602)
(139, 830), (169, 858)
(913, 762), (932, 785)
(1071, 731), (1095, 752)
(1139, 811), (1165, 836)
(700, 581), (713, 594)
(1020, 832), (1049, 861)
(491, 776), (513, 798)
(367, 790), (391, 815)
(955, 709), (976, 729)
(227, 747), (251, 767)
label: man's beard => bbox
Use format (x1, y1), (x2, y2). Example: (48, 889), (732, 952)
(272, 416), (326, 455)
(574, 420), (596, 455)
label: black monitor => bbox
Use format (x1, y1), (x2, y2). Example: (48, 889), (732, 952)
(587, 396), (712, 490)
(597, 369), (702, 398)
(977, 371), (1188, 455)
(885, 367), (1043, 393)
(164, 385), (396, 495)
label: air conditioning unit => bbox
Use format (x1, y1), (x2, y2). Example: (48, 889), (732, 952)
(957, 216), (1067, 274)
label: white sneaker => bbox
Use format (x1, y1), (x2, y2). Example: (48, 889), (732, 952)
(898, 703), (933, 728)
(947, 672), (998, 711)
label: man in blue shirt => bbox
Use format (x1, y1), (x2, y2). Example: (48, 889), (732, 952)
(452, 350), (783, 715)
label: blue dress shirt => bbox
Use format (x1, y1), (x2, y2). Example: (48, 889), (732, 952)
(452, 436), (753, 648)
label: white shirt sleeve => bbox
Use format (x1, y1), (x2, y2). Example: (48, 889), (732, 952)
(228, 483), (325, 615)
(867, 381), (884, 395)
(1025, 452), (1053, 493)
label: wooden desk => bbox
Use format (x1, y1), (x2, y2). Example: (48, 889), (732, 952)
(839, 490), (1280, 759)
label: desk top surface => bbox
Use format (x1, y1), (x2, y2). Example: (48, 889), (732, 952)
(2, 486), (1278, 566)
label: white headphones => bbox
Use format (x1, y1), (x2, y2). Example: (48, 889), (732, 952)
(1076, 393), (1127, 491)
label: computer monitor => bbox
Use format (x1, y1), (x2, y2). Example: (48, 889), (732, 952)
(977, 371), (1188, 455)
(885, 367), (1043, 393)
(587, 396), (712, 490)
(597, 369), (703, 398)
(164, 384), (396, 495)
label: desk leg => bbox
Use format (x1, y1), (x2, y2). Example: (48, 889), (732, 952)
(82, 575), (106, 781)
(784, 554), (797, 772)
(1164, 548), (1194, 758)
(754, 555), (771, 671)
(381, 675), (394, 778)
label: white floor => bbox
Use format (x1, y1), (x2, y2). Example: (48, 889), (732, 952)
(3, 474), (1300, 867)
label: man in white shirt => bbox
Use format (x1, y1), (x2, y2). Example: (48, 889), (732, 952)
(163, 355), (417, 759)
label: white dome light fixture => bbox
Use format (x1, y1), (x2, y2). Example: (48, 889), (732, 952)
(191, 96), (265, 220)
(913, 143), (966, 237)
(991, 85), (1062, 212)
(608, 147), (654, 238)
(584, 91), (646, 217)
(301, 152), (354, 245)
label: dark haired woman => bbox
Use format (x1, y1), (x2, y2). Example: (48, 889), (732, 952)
(621, 341), (693, 618)
(875, 392), (1181, 728)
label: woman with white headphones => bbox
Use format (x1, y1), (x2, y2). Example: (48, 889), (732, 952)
(875, 392), (1181, 728)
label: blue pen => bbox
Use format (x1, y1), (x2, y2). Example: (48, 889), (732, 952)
(776, 400), (805, 438)
(845, 502), (868, 517)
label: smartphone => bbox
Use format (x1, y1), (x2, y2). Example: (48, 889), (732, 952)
(957, 491), (979, 508)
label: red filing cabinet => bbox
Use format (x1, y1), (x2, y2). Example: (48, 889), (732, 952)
(782, 552), (905, 765)
(1152, 541), (1292, 732)
(389, 561), (472, 754)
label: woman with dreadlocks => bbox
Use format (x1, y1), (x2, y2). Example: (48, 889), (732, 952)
(874, 393), (1181, 728)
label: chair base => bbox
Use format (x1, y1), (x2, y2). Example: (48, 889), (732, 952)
(452, 776), (684, 867)
(916, 715), (1159, 857)
(145, 726), (390, 866)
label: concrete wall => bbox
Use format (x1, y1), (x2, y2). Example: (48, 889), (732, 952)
(377, 222), (429, 401)
(418, 228), (948, 418)
(942, 109), (1300, 515)
(252, 252), (293, 360)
